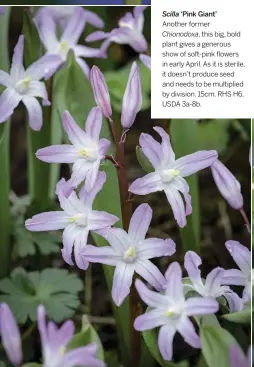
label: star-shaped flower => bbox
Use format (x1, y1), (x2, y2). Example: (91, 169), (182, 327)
(0, 35), (60, 130)
(36, 107), (110, 191)
(82, 203), (176, 306)
(129, 127), (218, 227)
(86, 6), (148, 53)
(184, 251), (243, 312)
(25, 172), (118, 269)
(37, 7), (105, 78)
(134, 262), (219, 361)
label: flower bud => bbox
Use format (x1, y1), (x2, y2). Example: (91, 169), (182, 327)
(121, 62), (142, 129)
(0, 304), (22, 366)
(211, 159), (243, 210)
(90, 65), (112, 119)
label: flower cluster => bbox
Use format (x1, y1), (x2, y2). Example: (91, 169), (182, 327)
(0, 303), (103, 367)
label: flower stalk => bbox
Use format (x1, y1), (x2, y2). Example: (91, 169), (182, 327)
(239, 208), (251, 234)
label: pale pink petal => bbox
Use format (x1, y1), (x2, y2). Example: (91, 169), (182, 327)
(225, 241), (250, 276)
(10, 35), (25, 82)
(139, 132), (162, 169)
(85, 160), (101, 192)
(74, 228), (89, 270)
(25, 211), (69, 231)
(139, 54), (151, 69)
(128, 203), (152, 243)
(88, 210), (119, 230)
(0, 88), (22, 123)
(85, 107), (103, 141)
(164, 187), (186, 228)
(23, 96), (43, 131)
(137, 238), (176, 260)
(177, 317), (200, 349)
(153, 127), (175, 166)
(164, 262), (185, 303)
(129, 172), (162, 195)
(184, 251), (203, 288)
(112, 262), (135, 306)
(62, 110), (90, 148)
(222, 269), (247, 286)
(205, 267), (224, 295)
(135, 260), (165, 291)
(36, 145), (79, 163)
(62, 225), (77, 266)
(134, 309), (167, 331)
(0, 70), (11, 87)
(79, 171), (106, 207)
(83, 9), (104, 28)
(185, 297), (219, 316)
(97, 227), (130, 254)
(62, 8), (86, 45)
(81, 245), (120, 266)
(174, 150), (218, 177)
(135, 279), (168, 308)
(76, 57), (90, 78)
(26, 54), (62, 81)
(158, 324), (176, 361)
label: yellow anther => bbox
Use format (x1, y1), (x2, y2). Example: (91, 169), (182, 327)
(119, 21), (133, 29)
(167, 169), (180, 177)
(124, 246), (136, 262)
(22, 76), (31, 88)
(69, 216), (76, 223)
(79, 149), (87, 157)
(165, 310), (175, 317)
(59, 40), (69, 52)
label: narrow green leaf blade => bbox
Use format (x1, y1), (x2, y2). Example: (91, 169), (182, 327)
(200, 325), (240, 367)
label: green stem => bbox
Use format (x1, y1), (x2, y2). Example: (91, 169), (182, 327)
(0, 7), (11, 278)
(27, 81), (53, 212)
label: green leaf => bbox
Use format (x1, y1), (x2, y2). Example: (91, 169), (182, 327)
(136, 146), (154, 173)
(67, 315), (104, 365)
(0, 7), (11, 278)
(170, 120), (200, 253)
(104, 60), (151, 113)
(200, 324), (240, 367)
(23, 11), (52, 211)
(222, 302), (251, 324)
(22, 364), (41, 367)
(0, 268), (82, 324)
(197, 120), (231, 154)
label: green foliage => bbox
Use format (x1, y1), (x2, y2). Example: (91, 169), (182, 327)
(0, 7), (11, 278)
(170, 120), (200, 253)
(0, 268), (82, 324)
(222, 302), (251, 324)
(136, 146), (154, 173)
(67, 315), (104, 364)
(200, 324), (240, 367)
(104, 61), (151, 113)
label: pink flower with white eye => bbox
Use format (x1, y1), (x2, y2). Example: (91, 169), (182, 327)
(38, 305), (104, 367)
(129, 127), (218, 227)
(0, 35), (61, 130)
(82, 203), (176, 306)
(86, 6), (148, 54)
(37, 7), (105, 78)
(34, 6), (104, 30)
(36, 107), (110, 191)
(222, 241), (251, 302)
(134, 262), (219, 361)
(25, 172), (119, 270)
(184, 251), (243, 313)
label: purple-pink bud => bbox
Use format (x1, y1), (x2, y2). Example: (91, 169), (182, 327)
(90, 65), (112, 119)
(121, 62), (142, 129)
(0, 304), (22, 366)
(211, 159), (243, 210)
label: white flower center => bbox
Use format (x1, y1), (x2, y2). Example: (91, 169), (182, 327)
(15, 76), (31, 94)
(165, 306), (182, 320)
(79, 148), (98, 161)
(69, 213), (88, 227)
(123, 246), (136, 263)
(161, 169), (180, 183)
(119, 21), (133, 29)
(58, 40), (70, 59)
